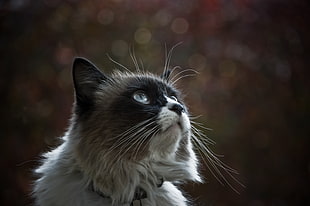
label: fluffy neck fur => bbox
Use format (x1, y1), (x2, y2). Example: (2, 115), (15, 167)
(34, 121), (199, 206)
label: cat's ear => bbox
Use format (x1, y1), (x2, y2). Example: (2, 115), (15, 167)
(72, 57), (108, 112)
(161, 69), (172, 81)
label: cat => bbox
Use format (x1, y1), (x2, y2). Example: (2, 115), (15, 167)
(33, 56), (240, 206)
(33, 57), (202, 206)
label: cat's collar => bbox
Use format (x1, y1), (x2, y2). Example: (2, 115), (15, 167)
(90, 178), (164, 205)
(93, 186), (147, 205)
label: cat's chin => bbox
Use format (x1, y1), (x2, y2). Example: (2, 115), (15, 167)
(164, 122), (181, 132)
(162, 114), (190, 133)
(171, 116), (190, 133)
(162, 121), (190, 140)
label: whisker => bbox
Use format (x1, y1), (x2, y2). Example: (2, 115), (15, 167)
(197, 138), (237, 174)
(118, 125), (157, 161)
(108, 117), (158, 161)
(188, 115), (203, 120)
(163, 42), (183, 80)
(191, 126), (215, 145)
(190, 119), (213, 131)
(191, 127), (244, 193)
(169, 68), (199, 83)
(113, 118), (155, 140)
(171, 74), (197, 85)
(106, 53), (132, 73)
(105, 118), (155, 157)
(129, 46), (141, 72)
(168, 66), (182, 78)
(111, 129), (147, 161)
(193, 139), (225, 185)
(193, 136), (231, 186)
(131, 126), (156, 151)
(139, 58), (145, 73)
(132, 126), (159, 159)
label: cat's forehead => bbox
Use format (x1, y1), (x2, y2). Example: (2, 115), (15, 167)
(113, 72), (178, 94)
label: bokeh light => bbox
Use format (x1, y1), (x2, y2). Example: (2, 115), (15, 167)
(171, 17), (189, 34)
(134, 28), (152, 44)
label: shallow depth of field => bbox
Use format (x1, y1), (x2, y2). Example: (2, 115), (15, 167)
(1, 0), (309, 205)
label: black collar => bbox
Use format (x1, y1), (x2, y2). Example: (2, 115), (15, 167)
(131, 187), (147, 206)
(91, 178), (164, 205)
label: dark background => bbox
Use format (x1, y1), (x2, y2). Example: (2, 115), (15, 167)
(1, 0), (309, 205)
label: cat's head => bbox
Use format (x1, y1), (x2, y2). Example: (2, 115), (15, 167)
(71, 57), (200, 182)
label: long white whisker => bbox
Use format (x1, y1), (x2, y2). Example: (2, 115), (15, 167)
(129, 46), (141, 72)
(109, 117), (158, 161)
(106, 122), (150, 153)
(191, 125), (216, 145)
(193, 139), (225, 185)
(190, 119), (213, 131)
(188, 115), (203, 120)
(198, 139), (238, 174)
(106, 53), (132, 73)
(111, 129), (148, 161)
(132, 126), (159, 159)
(193, 136), (230, 186)
(163, 42), (183, 79)
(191, 127), (244, 193)
(171, 74), (197, 85)
(169, 69), (199, 83)
(105, 118), (155, 157)
(193, 133), (233, 172)
(164, 65), (182, 82)
(113, 118), (155, 140)
(139, 58), (145, 72)
(168, 66), (182, 77)
(117, 124), (157, 161)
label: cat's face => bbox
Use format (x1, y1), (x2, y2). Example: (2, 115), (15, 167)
(70, 57), (240, 191)
(72, 57), (193, 166)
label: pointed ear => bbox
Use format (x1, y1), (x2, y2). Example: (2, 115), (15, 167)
(161, 69), (172, 81)
(72, 57), (108, 114)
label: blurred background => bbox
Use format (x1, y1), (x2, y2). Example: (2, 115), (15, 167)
(1, 0), (309, 205)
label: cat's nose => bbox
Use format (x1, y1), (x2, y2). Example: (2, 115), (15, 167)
(168, 103), (185, 115)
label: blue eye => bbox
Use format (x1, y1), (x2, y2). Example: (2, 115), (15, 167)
(133, 91), (150, 104)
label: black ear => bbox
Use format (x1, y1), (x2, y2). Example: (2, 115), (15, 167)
(72, 57), (108, 114)
(161, 69), (172, 81)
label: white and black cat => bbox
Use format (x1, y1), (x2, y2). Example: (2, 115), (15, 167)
(33, 57), (238, 206)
